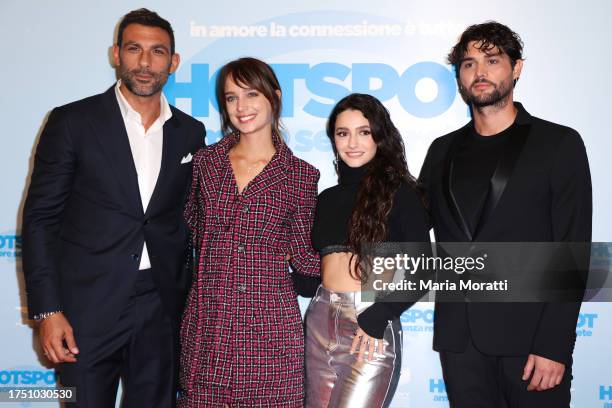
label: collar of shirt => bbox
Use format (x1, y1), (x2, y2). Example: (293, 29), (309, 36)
(114, 79), (172, 133)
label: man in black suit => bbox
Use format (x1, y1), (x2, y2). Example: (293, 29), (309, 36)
(22, 8), (205, 407)
(419, 22), (591, 407)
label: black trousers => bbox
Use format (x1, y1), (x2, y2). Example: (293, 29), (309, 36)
(59, 269), (177, 407)
(439, 336), (572, 408)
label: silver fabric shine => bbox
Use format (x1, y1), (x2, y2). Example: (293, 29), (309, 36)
(305, 285), (402, 408)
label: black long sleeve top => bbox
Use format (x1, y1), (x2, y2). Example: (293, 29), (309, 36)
(299, 161), (431, 338)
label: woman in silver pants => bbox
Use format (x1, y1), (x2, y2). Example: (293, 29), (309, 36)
(305, 286), (402, 408)
(300, 94), (430, 407)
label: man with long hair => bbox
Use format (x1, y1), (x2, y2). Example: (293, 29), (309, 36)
(419, 21), (591, 407)
(22, 8), (205, 406)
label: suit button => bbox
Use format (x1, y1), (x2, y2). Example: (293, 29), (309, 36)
(144, 219), (150, 225)
(237, 245), (245, 254)
(131, 254), (140, 261)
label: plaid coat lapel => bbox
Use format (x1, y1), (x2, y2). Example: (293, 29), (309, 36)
(213, 133), (290, 201)
(239, 142), (289, 200)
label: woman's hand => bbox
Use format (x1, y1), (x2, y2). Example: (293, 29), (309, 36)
(350, 327), (384, 361)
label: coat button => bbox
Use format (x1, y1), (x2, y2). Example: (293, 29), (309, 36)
(131, 254), (140, 261)
(144, 219), (150, 225)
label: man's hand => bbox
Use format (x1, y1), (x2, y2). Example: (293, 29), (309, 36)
(522, 354), (565, 391)
(38, 312), (79, 364)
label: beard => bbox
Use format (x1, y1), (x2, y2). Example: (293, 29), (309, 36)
(118, 62), (170, 97)
(459, 77), (513, 108)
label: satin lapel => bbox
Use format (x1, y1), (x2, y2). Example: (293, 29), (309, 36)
(91, 87), (143, 216)
(473, 123), (530, 239)
(444, 127), (473, 241)
(145, 115), (183, 217)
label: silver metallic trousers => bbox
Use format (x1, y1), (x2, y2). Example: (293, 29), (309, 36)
(304, 285), (402, 408)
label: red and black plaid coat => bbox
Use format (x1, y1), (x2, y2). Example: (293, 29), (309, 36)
(179, 133), (320, 406)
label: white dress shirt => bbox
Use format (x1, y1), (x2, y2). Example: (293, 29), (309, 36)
(114, 80), (172, 270)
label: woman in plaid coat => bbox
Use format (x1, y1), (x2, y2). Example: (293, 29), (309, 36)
(178, 57), (320, 407)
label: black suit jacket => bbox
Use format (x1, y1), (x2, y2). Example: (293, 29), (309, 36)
(419, 102), (591, 365)
(22, 86), (205, 336)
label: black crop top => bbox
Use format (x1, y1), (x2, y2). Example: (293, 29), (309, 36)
(294, 161), (431, 339)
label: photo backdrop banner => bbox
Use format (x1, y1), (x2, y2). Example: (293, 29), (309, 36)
(1, 1), (610, 406)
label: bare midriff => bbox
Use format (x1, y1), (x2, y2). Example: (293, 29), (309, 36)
(321, 252), (362, 292)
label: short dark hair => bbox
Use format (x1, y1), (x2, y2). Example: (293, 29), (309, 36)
(448, 21), (523, 77)
(117, 8), (175, 54)
(216, 57), (284, 144)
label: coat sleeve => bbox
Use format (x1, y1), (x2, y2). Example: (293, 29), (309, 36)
(288, 166), (320, 277)
(184, 151), (206, 255)
(22, 107), (77, 319)
(531, 129), (592, 366)
(417, 137), (439, 216)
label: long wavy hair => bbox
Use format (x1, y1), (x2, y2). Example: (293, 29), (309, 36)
(327, 93), (418, 282)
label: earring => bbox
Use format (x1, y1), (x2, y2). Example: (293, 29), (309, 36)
(333, 151), (339, 174)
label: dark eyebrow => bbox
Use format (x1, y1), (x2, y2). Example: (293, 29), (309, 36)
(150, 43), (170, 53)
(225, 87), (256, 96)
(484, 50), (502, 57)
(123, 41), (170, 53)
(459, 57), (475, 64)
(240, 86), (256, 92)
(335, 125), (370, 131)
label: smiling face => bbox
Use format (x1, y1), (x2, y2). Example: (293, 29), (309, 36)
(333, 109), (377, 168)
(224, 75), (277, 138)
(458, 40), (522, 108)
(112, 23), (179, 97)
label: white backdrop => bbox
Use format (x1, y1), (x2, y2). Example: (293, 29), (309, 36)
(1, 1), (611, 406)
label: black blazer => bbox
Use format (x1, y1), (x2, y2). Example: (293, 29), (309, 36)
(22, 86), (205, 336)
(419, 102), (591, 365)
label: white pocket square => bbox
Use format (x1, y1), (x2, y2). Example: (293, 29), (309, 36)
(181, 153), (193, 164)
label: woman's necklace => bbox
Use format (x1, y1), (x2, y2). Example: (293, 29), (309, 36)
(244, 160), (266, 174)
